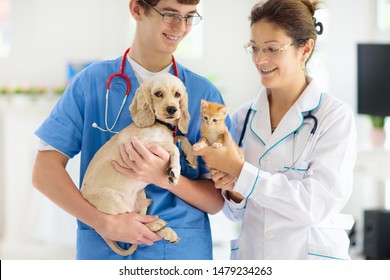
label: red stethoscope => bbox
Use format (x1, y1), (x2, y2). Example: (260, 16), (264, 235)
(92, 48), (179, 134)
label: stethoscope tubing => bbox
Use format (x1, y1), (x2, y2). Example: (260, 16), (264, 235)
(238, 108), (318, 171)
(93, 48), (179, 134)
(102, 89), (128, 133)
(106, 48), (131, 96)
(236, 109), (318, 209)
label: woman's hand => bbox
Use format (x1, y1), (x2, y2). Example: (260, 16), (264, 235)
(211, 171), (236, 191)
(112, 137), (172, 189)
(211, 171), (245, 203)
(193, 128), (245, 178)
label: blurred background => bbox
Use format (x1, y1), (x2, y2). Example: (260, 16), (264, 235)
(1, 0), (390, 260)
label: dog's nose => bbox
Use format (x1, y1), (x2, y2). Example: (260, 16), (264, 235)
(166, 106), (177, 115)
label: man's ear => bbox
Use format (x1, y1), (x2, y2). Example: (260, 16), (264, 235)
(129, 0), (142, 20)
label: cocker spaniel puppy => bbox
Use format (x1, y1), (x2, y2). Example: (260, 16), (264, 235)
(81, 73), (197, 256)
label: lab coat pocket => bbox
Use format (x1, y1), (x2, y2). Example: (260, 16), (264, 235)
(281, 160), (310, 180)
(307, 243), (350, 260)
(230, 239), (240, 260)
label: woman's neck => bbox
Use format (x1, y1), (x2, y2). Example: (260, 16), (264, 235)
(268, 75), (308, 112)
(267, 75), (308, 130)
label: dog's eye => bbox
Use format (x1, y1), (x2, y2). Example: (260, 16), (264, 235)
(174, 92), (181, 98)
(203, 116), (208, 121)
(154, 91), (163, 97)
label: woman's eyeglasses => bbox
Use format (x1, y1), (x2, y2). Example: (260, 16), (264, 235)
(244, 42), (295, 59)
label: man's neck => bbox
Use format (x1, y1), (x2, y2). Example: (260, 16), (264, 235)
(128, 44), (172, 72)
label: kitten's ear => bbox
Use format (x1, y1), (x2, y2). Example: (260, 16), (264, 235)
(219, 106), (229, 117)
(201, 99), (208, 109)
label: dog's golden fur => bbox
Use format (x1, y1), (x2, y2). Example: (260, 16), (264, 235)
(81, 73), (197, 256)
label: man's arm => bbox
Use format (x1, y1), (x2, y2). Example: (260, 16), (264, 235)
(32, 150), (161, 245)
(169, 176), (224, 215)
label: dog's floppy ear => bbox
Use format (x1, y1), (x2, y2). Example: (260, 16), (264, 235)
(178, 88), (190, 134)
(130, 81), (155, 127)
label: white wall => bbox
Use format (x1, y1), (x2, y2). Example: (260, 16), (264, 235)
(0, 98), (79, 259)
(0, 0), (131, 87)
(176, 0), (260, 111)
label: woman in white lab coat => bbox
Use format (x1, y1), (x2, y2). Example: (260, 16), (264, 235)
(194, 0), (357, 260)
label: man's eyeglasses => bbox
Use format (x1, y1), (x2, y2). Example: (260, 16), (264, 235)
(244, 42), (295, 59)
(140, 0), (202, 26)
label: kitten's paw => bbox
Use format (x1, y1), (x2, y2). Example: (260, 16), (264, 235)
(212, 142), (223, 149)
(193, 142), (208, 151)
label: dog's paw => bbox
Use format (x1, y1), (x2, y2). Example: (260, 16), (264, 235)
(193, 142), (207, 152)
(168, 176), (179, 186)
(185, 154), (198, 169)
(212, 142), (223, 149)
(167, 167), (179, 186)
(157, 227), (180, 243)
(146, 219), (167, 232)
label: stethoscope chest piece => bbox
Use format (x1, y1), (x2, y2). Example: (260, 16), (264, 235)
(283, 111), (318, 172)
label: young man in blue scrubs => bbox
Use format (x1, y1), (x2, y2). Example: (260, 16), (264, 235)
(32, 0), (228, 260)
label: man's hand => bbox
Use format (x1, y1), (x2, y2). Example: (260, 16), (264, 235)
(112, 137), (172, 189)
(96, 212), (161, 245)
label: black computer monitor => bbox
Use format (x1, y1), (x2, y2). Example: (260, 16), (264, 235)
(357, 43), (390, 117)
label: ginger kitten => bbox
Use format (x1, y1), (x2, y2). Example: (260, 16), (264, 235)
(193, 99), (243, 175)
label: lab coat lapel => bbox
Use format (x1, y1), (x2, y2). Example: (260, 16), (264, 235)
(269, 80), (322, 152)
(266, 106), (302, 152)
(249, 88), (272, 146)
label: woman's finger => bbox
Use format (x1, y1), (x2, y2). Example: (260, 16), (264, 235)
(211, 171), (227, 182)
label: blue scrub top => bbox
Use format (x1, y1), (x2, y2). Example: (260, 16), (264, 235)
(35, 54), (230, 260)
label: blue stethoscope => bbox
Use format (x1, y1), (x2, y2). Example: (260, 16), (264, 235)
(92, 48), (179, 134)
(238, 108), (318, 171)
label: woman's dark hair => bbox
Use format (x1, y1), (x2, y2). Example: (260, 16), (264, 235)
(139, 0), (200, 14)
(250, 0), (322, 46)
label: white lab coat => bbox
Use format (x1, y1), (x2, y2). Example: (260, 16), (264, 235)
(224, 78), (356, 260)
